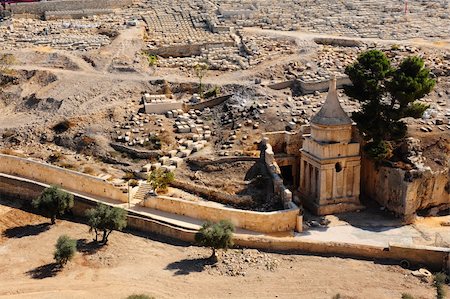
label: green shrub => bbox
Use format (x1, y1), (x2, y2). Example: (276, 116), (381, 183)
(54, 235), (76, 266)
(434, 272), (447, 299)
(32, 186), (74, 224)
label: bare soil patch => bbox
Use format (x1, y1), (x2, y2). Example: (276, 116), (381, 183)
(0, 199), (441, 299)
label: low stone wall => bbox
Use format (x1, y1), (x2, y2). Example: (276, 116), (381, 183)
(144, 101), (183, 114)
(234, 235), (450, 272)
(361, 158), (449, 221)
(110, 143), (161, 159)
(146, 42), (235, 58)
(313, 37), (363, 47)
(267, 80), (294, 90)
(143, 195), (300, 233)
(297, 77), (352, 94)
(183, 94), (233, 111)
(0, 154), (127, 203)
(10, 0), (132, 15)
(266, 77), (351, 94)
(186, 156), (259, 167)
(44, 9), (114, 20)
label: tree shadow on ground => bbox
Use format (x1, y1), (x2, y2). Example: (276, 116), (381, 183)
(26, 262), (61, 279)
(76, 238), (103, 255)
(2, 223), (51, 239)
(165, 257), (216, 276)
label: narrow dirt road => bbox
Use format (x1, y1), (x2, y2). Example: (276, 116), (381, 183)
(243, 27), (450, 51)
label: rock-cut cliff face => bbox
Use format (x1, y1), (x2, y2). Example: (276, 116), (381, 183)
(361, 158), (449, 222)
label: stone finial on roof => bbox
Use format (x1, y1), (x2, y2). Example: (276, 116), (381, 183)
(310, 76), (352, 126)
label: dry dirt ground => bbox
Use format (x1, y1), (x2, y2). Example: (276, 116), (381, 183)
(0, 199), (444, 299)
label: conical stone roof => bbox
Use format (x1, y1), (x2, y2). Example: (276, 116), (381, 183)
(311, 76), (352, 126)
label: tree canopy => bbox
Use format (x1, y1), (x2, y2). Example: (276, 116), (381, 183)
(147, 168), (174, 193)
(32, 186), (74, 224)
(345, 50), (435, 160)
(54, 235), (76, 266)
(195, 220), (235, 260)
(85, 203), (127, 245)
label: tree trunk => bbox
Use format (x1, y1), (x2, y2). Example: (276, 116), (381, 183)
(103, 230), (112, 245)
(210, 247), (217, 262)
(101, 230), (107, 244)
(51, 215), (56, 225)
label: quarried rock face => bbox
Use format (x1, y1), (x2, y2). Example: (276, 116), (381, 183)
(361, 158), (449, 222)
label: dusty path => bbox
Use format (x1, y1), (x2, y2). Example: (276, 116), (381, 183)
(243, 27), (450, 51)
(0, 200), (439, 299)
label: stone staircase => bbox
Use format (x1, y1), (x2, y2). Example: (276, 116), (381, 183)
(132, 181), (153, 204)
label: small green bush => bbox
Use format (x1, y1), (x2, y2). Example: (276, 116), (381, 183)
(54, 235), (76, 266)
(401, 293), (415, 299)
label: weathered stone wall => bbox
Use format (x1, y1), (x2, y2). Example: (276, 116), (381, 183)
(361, 158), (449, 220)
(266, 77), (351, 94)
(235, 235), (450, 271)
(144, 195), (300, 233)
(261, 138), (301, 222)
(267, 80), (295, 90)
(44, 9), (114, 20)
(183, 94), (233, 111)
(262, 131), (302, 156)
(10, 0), (132, 15)
(110, 143), (161, 159)
(144, 101), (183, 114)
(297, 77), (352, 94)
(0, 154), (128, 203)
(147, 42), (235, 58)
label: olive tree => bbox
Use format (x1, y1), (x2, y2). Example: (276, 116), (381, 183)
(85, 203), (127, 245)
(32, 186), (74, 224)
(54, 235), (76, 266)
(147, 168), (174, 194)
(195, 220), (235, 261)
(194, 62), (208, 98)
(344, 50), (435, 160)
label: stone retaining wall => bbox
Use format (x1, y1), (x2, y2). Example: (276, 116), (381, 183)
(297, 77), (352, 94)
(144, 195), (301, 233)
(10, 0), (132, 15)
(234, 235), (450, 272)
(183, 94), (233, 111)
(267, 77), (351, 94)
(0, 154), (127, 203)
(44, 9), (114, 20)
(186, 156), (259, 167)
(110, 143), (161, 159)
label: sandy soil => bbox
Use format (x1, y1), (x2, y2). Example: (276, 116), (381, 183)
(0, 199), (441, 299)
